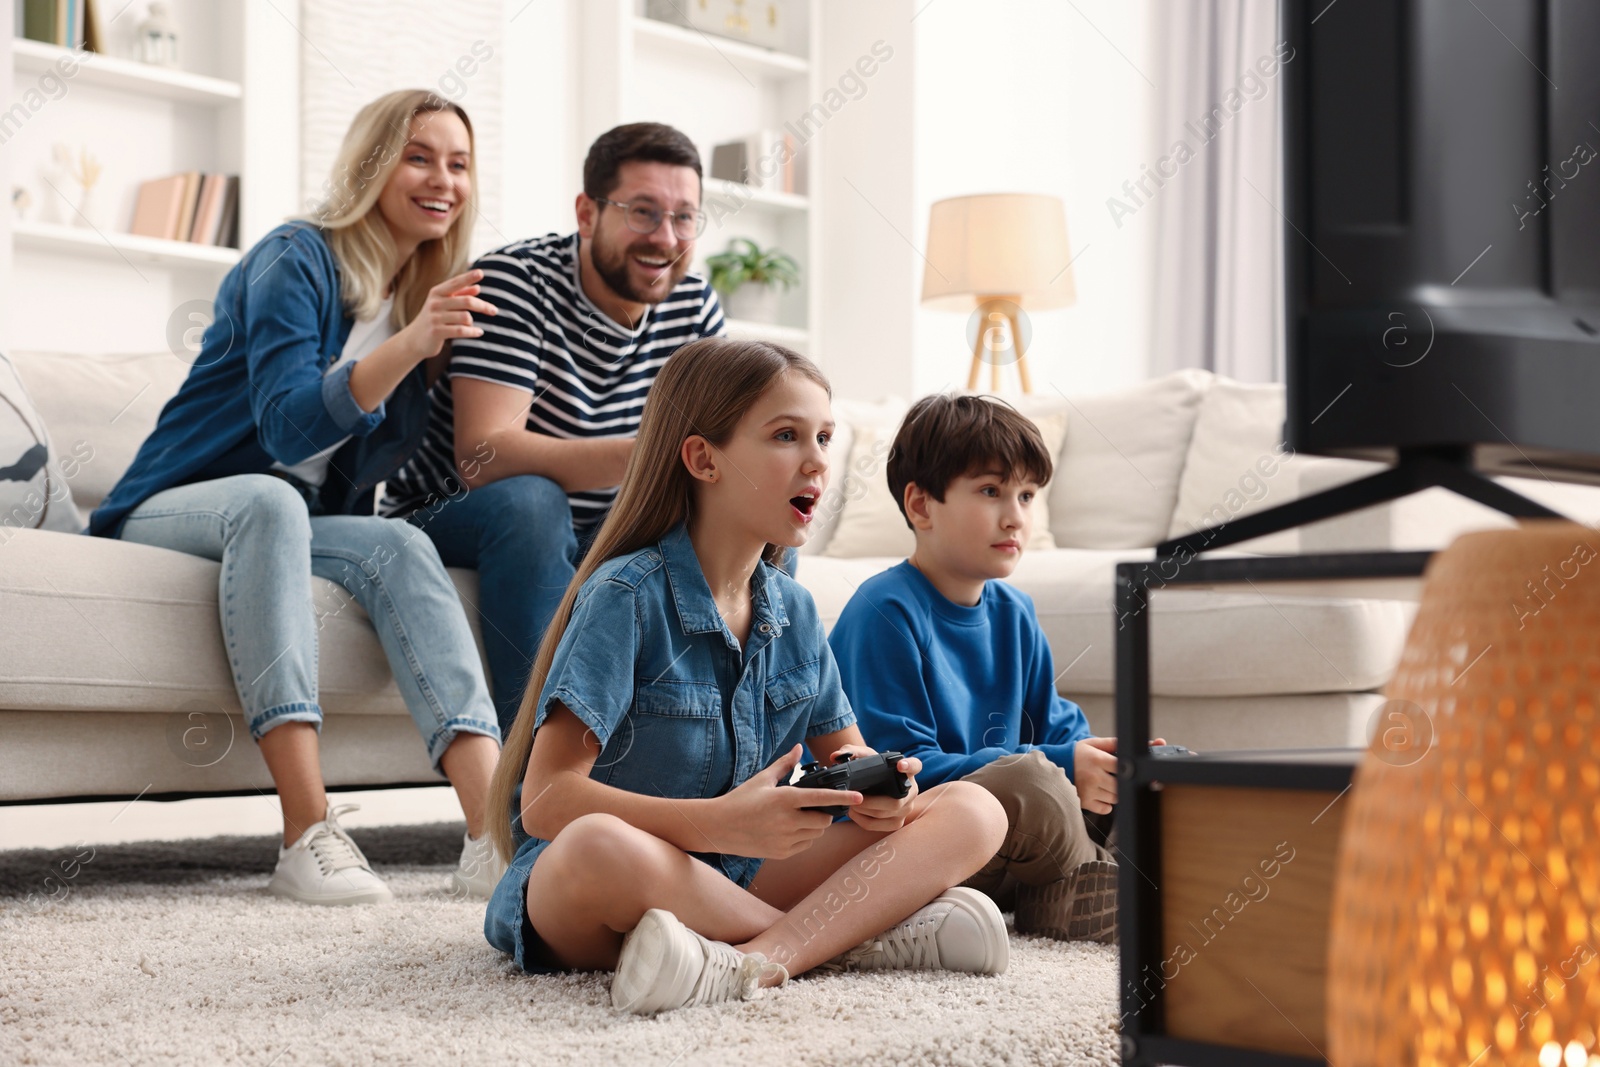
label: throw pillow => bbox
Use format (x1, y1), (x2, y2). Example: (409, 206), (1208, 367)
(11, 351), (187, 512)
(823, 407), (1068, 559)
(1047, 369), (1214, 548)
(0, 352), (86, 536)
(1167, 377), (1298, 553)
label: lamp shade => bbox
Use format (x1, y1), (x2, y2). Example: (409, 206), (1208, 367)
(920, 193), (1077, 311)
(1328, 522), (1600, 1067)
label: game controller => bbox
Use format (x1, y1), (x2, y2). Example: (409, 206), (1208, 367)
(1147, 744), (1197, 757)
(784, 751), (913, 817)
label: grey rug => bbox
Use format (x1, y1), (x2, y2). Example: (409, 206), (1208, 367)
(0, 824), (1120, 1066)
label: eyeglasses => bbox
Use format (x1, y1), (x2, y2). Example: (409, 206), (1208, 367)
(593, 196), (706, 240)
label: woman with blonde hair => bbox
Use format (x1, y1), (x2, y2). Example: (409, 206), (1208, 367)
(91, 90), (504, 905)
(484, 337), (1010, 1013)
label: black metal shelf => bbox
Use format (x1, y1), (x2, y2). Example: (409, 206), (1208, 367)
(1130, 750), (1361, 793)
(1114, 548), (1431, 1067)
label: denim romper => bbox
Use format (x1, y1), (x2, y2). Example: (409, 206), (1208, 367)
(484, 522), (857, 973)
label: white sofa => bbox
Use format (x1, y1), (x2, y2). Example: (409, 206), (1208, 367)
(7, 352), (1597, 803)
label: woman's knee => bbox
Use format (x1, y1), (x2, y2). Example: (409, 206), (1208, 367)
(231, 476), (312, 542)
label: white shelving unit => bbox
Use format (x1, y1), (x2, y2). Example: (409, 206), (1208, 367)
(704, 177), (808, 214)
(631, 15), (811, 78)
(13, 219), (242, 269)
(1, 0), (299, 354)
(580, 1), (823, 355)
(12, 38), (241, 104)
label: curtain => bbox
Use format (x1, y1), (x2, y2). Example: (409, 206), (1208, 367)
(1147, 0), (1284, 382)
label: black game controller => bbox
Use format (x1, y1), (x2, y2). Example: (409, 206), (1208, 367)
(784, 751), (913, 817)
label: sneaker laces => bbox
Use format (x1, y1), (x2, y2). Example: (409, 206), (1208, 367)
(825, 912), (942, 973)
(687, 944), (788, 1006)
(305, 804), (371, 877)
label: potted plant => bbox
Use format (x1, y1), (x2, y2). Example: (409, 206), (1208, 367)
(705, 237), (800, 324)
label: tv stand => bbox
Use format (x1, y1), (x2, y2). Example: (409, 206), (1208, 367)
(1156, 446), (1567, 558)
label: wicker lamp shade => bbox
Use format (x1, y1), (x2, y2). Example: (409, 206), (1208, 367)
(1329, 523), (1600, 1067)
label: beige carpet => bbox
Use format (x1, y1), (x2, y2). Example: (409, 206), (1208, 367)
(0, 824), (1121, 1066)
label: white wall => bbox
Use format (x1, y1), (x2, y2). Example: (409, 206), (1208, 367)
(815, 0), (918, 401)
(911, 0), (1156, 399)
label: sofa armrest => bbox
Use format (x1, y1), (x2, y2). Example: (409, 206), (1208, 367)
(1294, 456), (1600, 552)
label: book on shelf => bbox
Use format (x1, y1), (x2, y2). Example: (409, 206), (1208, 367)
(188, 174), (224, 244)
(173, 171), (201, 244)
(708, 131), (806, 196)
(129, 172), (241, 246)
(20, 0), (100, 49)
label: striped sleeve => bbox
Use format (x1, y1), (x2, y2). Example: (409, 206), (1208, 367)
(446, 249), (546, 395)
(701, 284), (726, 337)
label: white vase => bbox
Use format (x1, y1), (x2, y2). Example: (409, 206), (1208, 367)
(73, 186), (98, 229)
(725, 285), (781, 324)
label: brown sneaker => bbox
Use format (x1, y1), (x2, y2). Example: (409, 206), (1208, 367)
(1014, 859), (1118, 943)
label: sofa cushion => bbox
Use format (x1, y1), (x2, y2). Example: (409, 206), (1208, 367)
(0, 352), (86, 534)
(10, 351), (188, 512)
(1167, 377), (1299, 554)
(795, 548), (1415, 698)
(823, 408), (1066, 559)
(1047, 369), (1213, 548)
(0, 528), (487, 717)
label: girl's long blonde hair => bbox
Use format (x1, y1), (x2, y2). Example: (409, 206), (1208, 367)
(307, 89), (477, 329)
(487, 338), (832, 861)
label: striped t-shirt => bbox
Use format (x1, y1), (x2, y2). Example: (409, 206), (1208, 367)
(381, 232), (725, 526)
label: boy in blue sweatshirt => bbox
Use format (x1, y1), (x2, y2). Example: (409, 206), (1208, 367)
(830, 394), (1148, 943)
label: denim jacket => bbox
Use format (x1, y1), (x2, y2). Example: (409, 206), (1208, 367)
(485, 522), (856, 968)
(88, 223), (430, 537)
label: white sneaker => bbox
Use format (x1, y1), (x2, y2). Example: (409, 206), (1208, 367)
(266, 803), (392, 906)
(449, 830), (506, 900)
(824, 887), (1009, 975)
(611, 908), (788, 1015)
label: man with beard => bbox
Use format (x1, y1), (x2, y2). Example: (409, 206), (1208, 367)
(383, 123), (725, 735)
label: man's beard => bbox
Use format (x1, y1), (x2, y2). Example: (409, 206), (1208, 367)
(590, 231), (691, 307)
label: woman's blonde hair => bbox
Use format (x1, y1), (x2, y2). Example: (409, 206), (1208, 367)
(487, 338), (831, 861)
(306, 89), (477, 329)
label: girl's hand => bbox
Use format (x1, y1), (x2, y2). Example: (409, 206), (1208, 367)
(710, 744), (846, 860)
(846, 752), (920, 833)
(400, 269), (496, 361)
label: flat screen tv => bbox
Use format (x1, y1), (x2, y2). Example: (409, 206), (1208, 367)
(1281, 0), (1600, 483)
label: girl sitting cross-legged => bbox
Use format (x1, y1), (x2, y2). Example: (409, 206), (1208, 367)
(483, 337), (1011, 1013)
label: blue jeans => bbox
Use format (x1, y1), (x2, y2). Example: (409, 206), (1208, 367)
(406, 475), (597, 737)
(118, 474), (499, 768)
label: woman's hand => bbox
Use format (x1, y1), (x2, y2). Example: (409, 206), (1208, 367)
(399, 269), (496, 361)
(837, 749), (921, 833)
(707, 744), (845, 860)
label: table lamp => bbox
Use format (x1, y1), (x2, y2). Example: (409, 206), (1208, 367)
(921, 193), (1077, 394)
(1328, 522), (1600, 1067)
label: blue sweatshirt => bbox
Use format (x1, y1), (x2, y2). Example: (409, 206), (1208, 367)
(828, 560), (1091, 788)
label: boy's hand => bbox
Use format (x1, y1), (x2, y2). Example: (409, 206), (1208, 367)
(836, 751), (921, 833)
(712, 744), (843, 859)
(1074, 737), (1119, 814)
